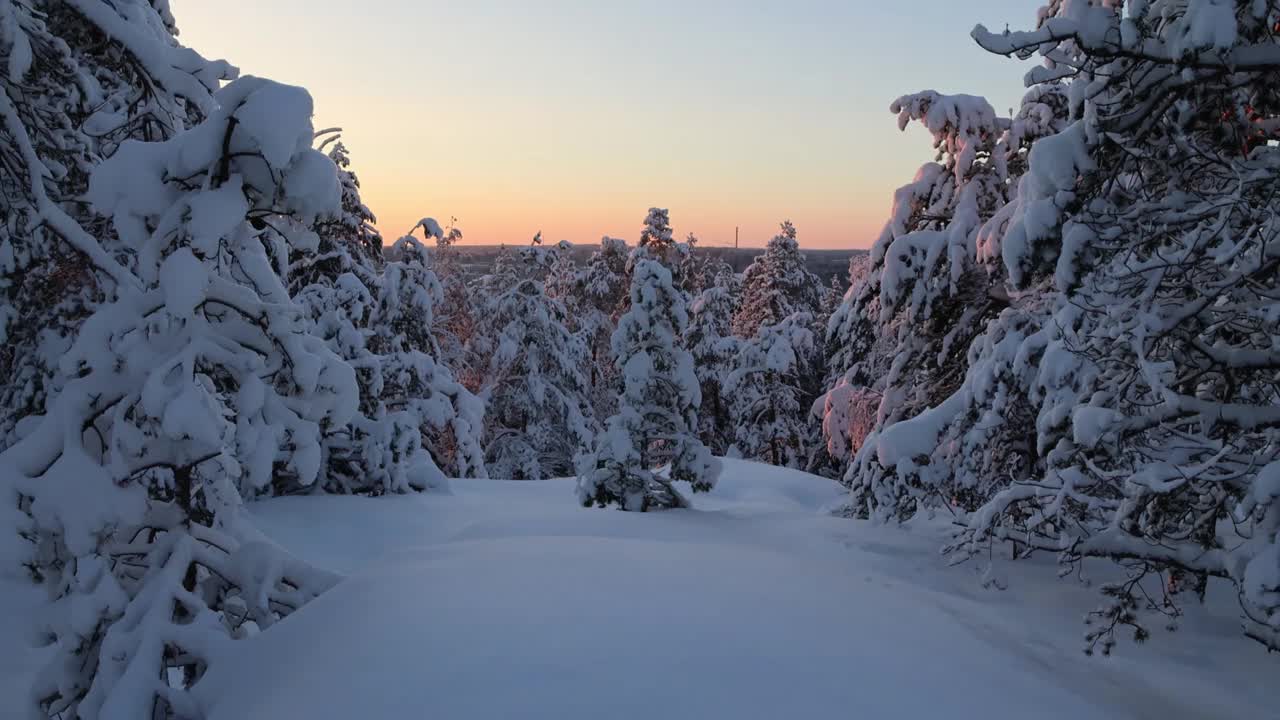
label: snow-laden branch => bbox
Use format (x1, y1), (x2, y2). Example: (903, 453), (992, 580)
(65, 0), (235, 111)
(0, 90), (139, 290)
(972, 19), (1280, 71)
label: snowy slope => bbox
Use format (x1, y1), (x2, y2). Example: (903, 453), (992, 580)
(1, 460), (1270, 719)
(183, 460), (1273, 720)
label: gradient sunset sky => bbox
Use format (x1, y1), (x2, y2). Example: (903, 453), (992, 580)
(173, 1), (1036, 249)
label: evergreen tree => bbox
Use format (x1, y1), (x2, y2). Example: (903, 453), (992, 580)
(580, 237), (630, 318)
(576, 236), (631, 420)
(731, 221), (822, 339)
(821, 86), (1067, 492)
(0, 0), (235, 448)
(307, 134), (385, 278)
(289, 134), (389, 492)
(637, 207), (677, 263)
(626, 207), (699, 296)
(544, 241), (581, 306)
(825, 0), (1280, 652)
(957, 0), (1280, 653)
(576, 258), (717, 510)
(472, 247), (595, 479)
(4, 76), (345, 719)
(421, 217), (474, 376)
(373, 233), (488, 480)
(726, 312), (818, 467)
(803, 276), (849, 478)
(677, 232), (713, 296)
(683, 266), (739, 455)
(815, 275), (844, 332)
(291, 140), (477, 494)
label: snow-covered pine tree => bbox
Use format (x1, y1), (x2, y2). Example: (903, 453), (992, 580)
(0, 0), (236, 448)
(683, 265), (740, 455)
(472, 250), (595, 479)
(469, 243), (521, 311)
(303, 133), (385, 282)
(544, 241), (581, 307)
(814, 274), (845, 334)
(637, 206), (677, 263)
(678, 232), (712, 296)
(290, 149), (384, 489)
(624, 207), (702, 295)
(576, 256), (717, 510)
(815, 253), (878, 479)
(948, 0), (1280, 653)
(420, 216), (474, 374)
(2, 76), (346, 719)
(373, 229), (488, 480)
(801, 275), (850, 478)
(290, 136), (467, 495)
(821, 85), (1068, 498)
(731, 221), (822, 339)
(829, 0), (1280, 653)
(576, 236), (631, 420)
(726, 313), (818, 467)
(580, 236), (630, 318)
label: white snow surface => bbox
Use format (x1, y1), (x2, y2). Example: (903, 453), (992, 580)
(3, 460), (1271, 719)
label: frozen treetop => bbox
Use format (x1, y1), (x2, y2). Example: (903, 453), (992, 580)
(637, 207), (676, 262)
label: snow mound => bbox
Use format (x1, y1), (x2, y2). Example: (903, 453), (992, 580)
(697, 458), (846, 512)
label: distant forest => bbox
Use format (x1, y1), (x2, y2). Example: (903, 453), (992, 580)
(435, 244), (864, 286)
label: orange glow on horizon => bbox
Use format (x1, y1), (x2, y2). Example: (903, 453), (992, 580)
(369, 199), (888, 250)
(169, 1), (1030, 253)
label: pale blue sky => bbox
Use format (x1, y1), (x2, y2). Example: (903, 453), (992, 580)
(173, 1), (1037, 248)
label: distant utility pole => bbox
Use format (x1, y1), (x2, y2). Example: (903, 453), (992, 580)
(735, 226), (739, 249)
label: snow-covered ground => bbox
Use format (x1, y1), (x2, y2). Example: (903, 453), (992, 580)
(4, 460), (1274, 719)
